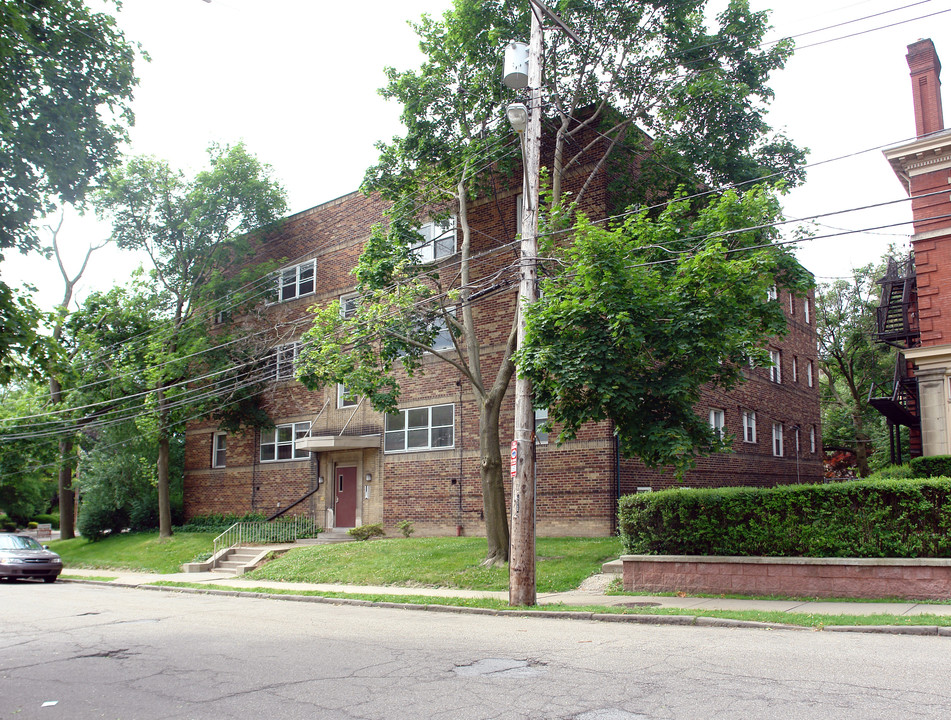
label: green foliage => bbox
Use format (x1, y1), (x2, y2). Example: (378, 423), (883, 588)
(33, 513), (59, 529)
(618, 478), (951, 557)
(77, 496), (129, 542)
(176, 512), (266, 533)
(0, 0), (138, 254)
(397, 520), (416, 538)
(520, 188), (811, 474)
(0, 383), (57, 524)
(0, 516), (16, 532)
(348, 523), (386, 541)
(867, 464), (917, 481)
(817, 260), (896, 475)
(910, 456), (951, 479)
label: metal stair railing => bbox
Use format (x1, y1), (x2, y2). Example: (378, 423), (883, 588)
(211, 517), (321, 569)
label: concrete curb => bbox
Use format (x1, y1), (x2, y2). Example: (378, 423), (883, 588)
(60, 577), (947, 635)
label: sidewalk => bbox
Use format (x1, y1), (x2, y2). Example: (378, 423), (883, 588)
(59, 567), (951, 620)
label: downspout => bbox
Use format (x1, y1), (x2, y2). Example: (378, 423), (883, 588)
(614, 425), (621, 535)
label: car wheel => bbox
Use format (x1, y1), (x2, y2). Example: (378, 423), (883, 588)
(43, 576), (57, 584)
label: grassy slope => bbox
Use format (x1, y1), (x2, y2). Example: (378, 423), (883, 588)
(247, 537), (622, 592)
(50, 532), (217, 574)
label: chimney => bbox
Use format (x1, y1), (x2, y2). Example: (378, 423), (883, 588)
(906, 39), (944, 137)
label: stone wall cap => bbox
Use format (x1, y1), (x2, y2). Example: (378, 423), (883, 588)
(620, 555), (951, 567)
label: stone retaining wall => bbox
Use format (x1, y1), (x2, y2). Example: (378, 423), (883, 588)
(621, 555), (951, 600)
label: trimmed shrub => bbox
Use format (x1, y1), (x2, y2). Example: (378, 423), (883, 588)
(176, 512), (266, 533)
(867, 464), (917, 481)
(397, 520), (415, 538)
(33, 513), (60, 530)
(910, 455), (951, 478)
(618, 478), (951, 558)
(348, 523), (385, 541)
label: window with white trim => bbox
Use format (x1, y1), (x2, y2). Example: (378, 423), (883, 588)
(772, 422), (784, 457)
(431, 315), (454, 352)
(271, 342), (300, 381)
(384, 404), (454, 453)
(709, 408), (725, 439)
(413, 218), (456, 263)
(795, 426), (801, 454)
(212, 432), (226, 468)
(792, 356), (798, 383)
(767, 285), (778, 302)
(337, 383), (357, 408)
(807, 359), (814, 388)
(769, 349), (781, 384)
(804, 298), (811, 324)
(789, 293), (795, 314)
(742, 410), (757, 443)
(260, 422), (311, 462)
(535, 408), (550, 445)
(810, 426), (817, 453)
(340, 292), (359, 319)
(276, 259), (316, 302)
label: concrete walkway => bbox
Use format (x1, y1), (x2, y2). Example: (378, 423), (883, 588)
(59, 567), (951, 620)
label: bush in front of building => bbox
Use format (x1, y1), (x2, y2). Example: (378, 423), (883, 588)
(32, 513), (60, 529)
(348, 523), (385, 541)
(176, 512), (266, 533)
(618, 477), (951, 558)
(910, 455), (951, 479)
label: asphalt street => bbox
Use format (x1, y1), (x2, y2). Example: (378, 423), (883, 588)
(3, 581), (951, 720)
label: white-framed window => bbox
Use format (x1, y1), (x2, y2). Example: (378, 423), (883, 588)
(384, 404), (454, 453)
(276, 259), (316, 302)
(413, 217), (456, 263)
(431, 315), (454, 352)
(804, 298), (811, 324)
(772, 422), (784, 457)
(767, 285), (778, 302)
(810, 426), (817, 453)
(535, 408), (550, 445)
(807, 359), (814, 388)
(337, 383), (358, 408)
(340, 292), (359, 319)
(212, 432), (226, 468)
(742, 410), (757, 444)
(271, 342), (300, 381)
(792, 356), (799, 383)
(795, 426), (801, 454)
(260, 422), (310, 462)
(213, 309), (231, 325)
(709, 408), (725, 439)
(789, 293), (795, 314)
(769, 349), (781, 384)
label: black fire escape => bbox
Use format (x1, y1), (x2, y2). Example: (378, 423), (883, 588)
(868, 255), (920, 464)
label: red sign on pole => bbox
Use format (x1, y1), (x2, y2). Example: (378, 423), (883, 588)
(510, 440), (518, 477)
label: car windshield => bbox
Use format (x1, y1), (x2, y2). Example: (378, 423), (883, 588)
(0, 535), (43, 550)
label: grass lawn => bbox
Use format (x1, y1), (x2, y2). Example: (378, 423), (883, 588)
(246, 536), (622, 592)
(50, 532), (217, 574)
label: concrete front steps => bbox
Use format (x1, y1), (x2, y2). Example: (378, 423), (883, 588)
(198, 529), (358, 576)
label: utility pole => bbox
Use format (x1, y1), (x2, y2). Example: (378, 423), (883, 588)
(508, 1), (544, 607)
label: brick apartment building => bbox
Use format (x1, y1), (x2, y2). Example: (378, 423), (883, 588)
(184, 131), (823, 537)
(875, 38), (951, 458)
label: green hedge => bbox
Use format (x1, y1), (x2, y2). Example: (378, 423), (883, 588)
(910, 455), (951, 479)
(618, 478), (951, 558)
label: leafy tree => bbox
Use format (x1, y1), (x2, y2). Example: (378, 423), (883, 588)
(0, 383), (57, 525)
(816, 262), (895, 477)
(93, 143), (287, 538)
(299, 0), (804, 564)
(0, 0), (138, 373)
(519, 188), (811, 474)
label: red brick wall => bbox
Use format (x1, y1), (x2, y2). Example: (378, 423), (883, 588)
(622, 555), (951, 600)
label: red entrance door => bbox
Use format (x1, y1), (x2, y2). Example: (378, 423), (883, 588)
(335, 466), (357, 528)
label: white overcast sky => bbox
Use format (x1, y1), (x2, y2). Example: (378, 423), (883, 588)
(5, 0), (949, 310)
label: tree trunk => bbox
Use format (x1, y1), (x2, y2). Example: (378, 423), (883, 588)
(156, 385), (173, 539)
(57, 437), (75, 540)
(479, 395), (509, 565)
(853, 412), (870, 478)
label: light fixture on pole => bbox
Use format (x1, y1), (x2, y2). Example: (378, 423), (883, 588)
(506, 103), (529, 134)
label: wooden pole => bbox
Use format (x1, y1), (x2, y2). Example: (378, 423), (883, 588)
(509, 2), (543, 607)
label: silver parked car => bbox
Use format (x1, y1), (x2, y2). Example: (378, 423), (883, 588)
(0, 534), (62, 582)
